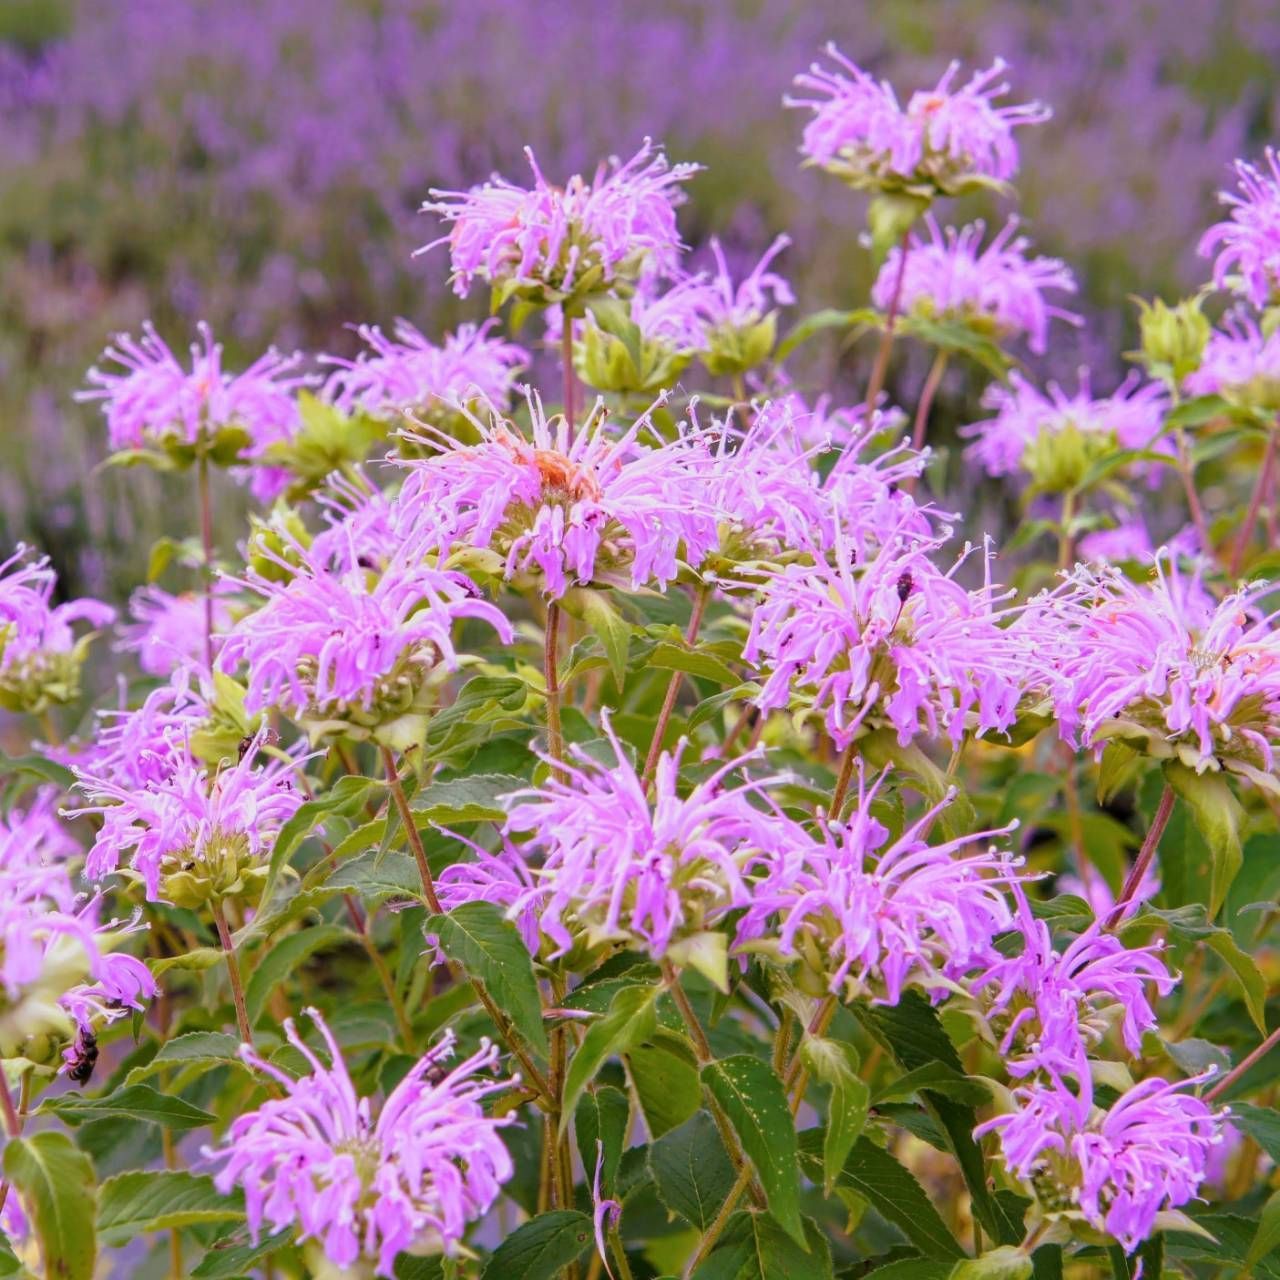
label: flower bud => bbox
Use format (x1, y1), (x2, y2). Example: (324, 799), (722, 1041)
(1134, 295), (1209, 386)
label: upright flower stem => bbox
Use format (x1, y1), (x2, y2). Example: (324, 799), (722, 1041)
(1058, 489), (1077, 573)
(864, 232), (911, 417)
(642, 583), (711, 786)
(910, 349), (948, 456)
(1172, 425), (1212, 558)
(1207, 1022), (1280, 1101)
(0, 1072), (22, 1220)
(1105, 783), (1176, 930)
(197, 450), (215, 671)
(1230, 428), (1278, 577)
(829, 739), (859, 822)
(380, 746), (555, 1103)
(544, 602), (566, 781)
(212, 900), (252, 1044)
(562, 323), (577, 442)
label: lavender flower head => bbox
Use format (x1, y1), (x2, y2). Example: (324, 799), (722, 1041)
(421, 140), (699, 306)
(972, 885), (1175, 1078)
(78, 321), (311, 462)
(68, 729), (306, 906)
(322, 319), (527, 423)
(1035, 554), (1280, 789)
(874, 216), (1079, 354)
(736, 768), (1018, 1002)
(503, 717), (788, 980)
(964, 370), (1169, 490)
(207, 1009), (514, 1275)
(1183, 309), (1280, 412)
(0, 795), (154, 1067)
(1200, 148), (1280, 308)
(117, 584), (233, 678)
(392, 392), (718, 598)
(977, 1073), (1224, 1251)
(693, 236), (794, 376)
(788, 46), (1049, 194)
(220, 536), (512, 746)
(743, 533), (1025, 749)
(0, 546), (115, 715)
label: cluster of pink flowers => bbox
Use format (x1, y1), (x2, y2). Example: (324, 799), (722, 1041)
(1200, 147), (1280, 307)
(874, 215), (1078, 353)
(207, 1010), (514, 1275)
(788, 46), (1049, 190)
(1184, 309), (1280, 407)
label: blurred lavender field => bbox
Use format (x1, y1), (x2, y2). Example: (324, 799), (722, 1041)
(0, 0), (1274, 601)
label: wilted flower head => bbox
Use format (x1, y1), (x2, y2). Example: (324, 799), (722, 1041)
(737, 769), (1017, 1001)
(393, 392), (718, 597)
(322, 319), (527, 423)
(788, 46), (1049, 194)
(503, 717), (788, 978)
(977, 1073), (1224, 1251)
(964, 370), (1168, 490)
(208, 1009), (514, 1275)
(78, 321), (311, 460)
(69, 729), (306, 906)
(0, 546), (115, 715)
(1183, 310), (1280, 412)
(744, 533), (1025, 749)
(220, 535), (511, 746)
(1200, 148), (1280, 308)
(117, 584), (233, 678)
(0, 796), (154, 1067)
(874, 216), (1078, 354)
(421, 140), (699, 306)
(1034, 554), (1280, 789)
(972, 885), (1175, 1077)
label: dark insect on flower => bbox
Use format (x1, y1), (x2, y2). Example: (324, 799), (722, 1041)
(896, 571), (915, 602)
(67, 1030), (99, 1085)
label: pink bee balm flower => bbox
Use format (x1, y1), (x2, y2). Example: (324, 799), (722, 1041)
(697, 235), (795, 331)
(1034, 554), (1280, 788)
(874, 216), (1078, 354)
(321, 319), (528, 421)
(1183, 309), (1280, 411)
(68, 730), (306, 905)
(117, 584), (234, 678)
(1199, 148), (1280, 308)
(972, 884), (1175, 1078)
(736, 769), (1018, 1001)
(0, 546), (115, 715)
(207, 1009), (515, 1275)
(963, 370), (1168, 485)
(436, 831), (542, 954)
(503, 716), (789, 965)
(421, 139), (699, 301)
(78, 321), (311, 456)
(788, 46), (1049, 192)
(392, 392), (718, 598)
(219, 536), (512, 739)
(743, 533), (1025, 749)
(977, 1073), (1224, 1252)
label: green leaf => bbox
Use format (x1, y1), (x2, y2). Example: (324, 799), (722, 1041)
(798, 1131), (965, 1261)
(575, 1085), (629, 1200)
(1163, 760), (1244, 918)
(480, 1209), (593, 1279)
(3, 1131), (97, 1280)
(951, 1248), (1033, 1280)
(1097, 742), (1142, 806)
(692, 1211), (833, 1280)
(775, 307), (879, 362)
(567, 588), (633, 691)
(867, 191), (930, 265)
(1231, 1104), (1280, 1160)
(411, 773), (523, 825)
(38, 1083), (215, 1130)
(126, 1031), (242, 1085)
(192, 1230), (292, 1278)
(649, 642), (739, 688)
(562, 984), (660, 1132)
(648, 1110), (737, 1231)
(427, 902), (548, 1057)
(1245, 1191), (1280, 1275)
(1203, 926), (1269, 1035)
(801, 1038), (869, 1195)
(871, 1062), (990, 1107)
(626, 1029), (703, 1138)
(97, 1170), (243, 1246)
(701, 1055), (804, 1247)
(862, 1263), (953, 1280)
(244, 922), (354, 1025)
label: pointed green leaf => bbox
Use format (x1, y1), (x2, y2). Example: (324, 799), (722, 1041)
(801, 1038), (869, 1195)
(575, 1085), (629, 1200)
(38, 1084), (215, 1130)
(3, 1131), (97, 1280)
(125, 1031), (242, 1085)
(692, 1211), (833, 1280)
(480, 1209), (593, 1279)
(1164, 760), (1244, 917)
(244, 922), (355, 1025)
(649, 642), (739, 688)
(648, 1110), (736, 1231)
(626, 1028), (702, 1138)
(702, 1055), (804, 1247)
(562, 984), (659, 1133)
(97, 1170), (242, 1246)
(411, 773), (523, 825)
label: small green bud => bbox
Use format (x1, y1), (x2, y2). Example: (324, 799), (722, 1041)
(1133, 295), (1209, 386)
